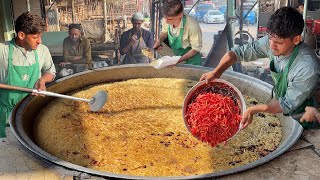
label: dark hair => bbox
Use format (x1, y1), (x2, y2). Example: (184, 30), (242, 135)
(162, 0), (183, 17)
(15, 12), (46, 35)
(68, 23), (82, 31)
(267, 7), (304, 39)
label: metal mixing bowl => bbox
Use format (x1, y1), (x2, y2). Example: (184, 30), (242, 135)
(182, 79), (246, 142)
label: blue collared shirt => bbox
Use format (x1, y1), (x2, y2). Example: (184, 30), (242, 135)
(231, 36), (320, 114)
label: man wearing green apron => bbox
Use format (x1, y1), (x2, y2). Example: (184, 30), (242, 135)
(154, 0), (202, 66)
(200, 7), (320, 129)
(0, 12), (56, 137)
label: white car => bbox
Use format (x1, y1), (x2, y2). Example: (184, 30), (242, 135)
(203, 10), (225, 24)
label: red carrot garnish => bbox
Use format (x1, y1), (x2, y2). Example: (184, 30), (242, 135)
(186, 92), (241, 147)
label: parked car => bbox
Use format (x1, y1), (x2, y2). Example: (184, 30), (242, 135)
(203, 10), (225, 24)
(195, 4), (214, 21)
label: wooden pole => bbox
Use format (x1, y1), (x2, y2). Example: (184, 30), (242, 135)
(103, 0), (108, 43)
(71, 0), (75, 23)
(26, 0), (31, 12)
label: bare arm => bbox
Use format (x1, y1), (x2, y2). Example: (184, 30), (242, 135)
(199, 51), (238, 83)
(242, 99), (283, 128)
(153, 32), (168, 49)
(66, 57), (88, 64)
(159, 32), (168, 42)
(34, 72), (55, 91)
(177, 49), (199, 63)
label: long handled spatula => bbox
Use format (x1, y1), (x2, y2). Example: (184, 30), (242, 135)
(0, 83), (108, 112)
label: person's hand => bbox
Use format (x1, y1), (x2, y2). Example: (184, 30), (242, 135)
(241, 107), (257, 129)
(32, 78), (46, 96)
(199, 71), (220, 84)
(74, 56), (82, 61)
(131, 34), (138, 43)
(59, 62), (71, 67)
(153, 41), (162, 51)
(167, 64), (176, 68)
(300, 106), (320, 123)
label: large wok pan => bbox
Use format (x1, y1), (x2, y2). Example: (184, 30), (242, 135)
(9, 64), (303, 179)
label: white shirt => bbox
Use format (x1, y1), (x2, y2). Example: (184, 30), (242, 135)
(162, 15), (202, 52)
(0, 41), (56, 83)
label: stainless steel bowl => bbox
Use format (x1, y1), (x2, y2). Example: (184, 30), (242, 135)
(183, 79), (246, 117)
(183, 79), (246, 143)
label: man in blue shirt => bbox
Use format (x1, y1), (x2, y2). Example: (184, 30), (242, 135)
(200, 7), (320, 129)
(120, 13), (154, 64)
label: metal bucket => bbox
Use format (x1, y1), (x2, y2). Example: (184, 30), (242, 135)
(10, 64), (303, 180)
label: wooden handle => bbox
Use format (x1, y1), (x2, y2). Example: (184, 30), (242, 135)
(0, 83), (34, 93)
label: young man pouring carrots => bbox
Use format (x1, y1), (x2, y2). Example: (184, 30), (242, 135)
(200, 7), (320, 129)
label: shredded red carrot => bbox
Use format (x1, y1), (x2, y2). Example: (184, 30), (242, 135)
(186, 92), (241, 147)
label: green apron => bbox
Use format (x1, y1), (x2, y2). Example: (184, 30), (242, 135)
(270, 46), (318, 128)
(168, 16), (201, 65)
(0, 40), (40, 137)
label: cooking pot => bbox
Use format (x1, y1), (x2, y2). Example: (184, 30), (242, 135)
(10, 64), (303, 179)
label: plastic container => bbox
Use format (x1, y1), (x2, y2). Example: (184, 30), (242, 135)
(152, 56), (181, 69)
(306, 19), (313, 28)
(313, 19), (320, 35)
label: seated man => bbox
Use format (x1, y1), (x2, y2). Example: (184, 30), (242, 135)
(60, 24), (92, 74)
(120, 12), (154, 64)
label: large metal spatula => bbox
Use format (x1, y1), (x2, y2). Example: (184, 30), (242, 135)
(0, 83), (108, 112)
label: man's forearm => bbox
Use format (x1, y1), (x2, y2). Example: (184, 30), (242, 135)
(64, 55), (75, 62)
(253, 99), (283, 114)
(211, 51), (238, 78)
(178, 49), (199, 63)
(65, 56), (87, 64)
(159, 32), (168, 43)
(39, 72), (55, 83)
(34, 72), (55, 91)
(72, 58), (88, 64)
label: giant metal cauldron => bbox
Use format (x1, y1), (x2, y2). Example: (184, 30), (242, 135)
(10, 64), (303, 179)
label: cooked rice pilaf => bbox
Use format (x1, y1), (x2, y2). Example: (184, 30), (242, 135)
(34, 78), (282, 176)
